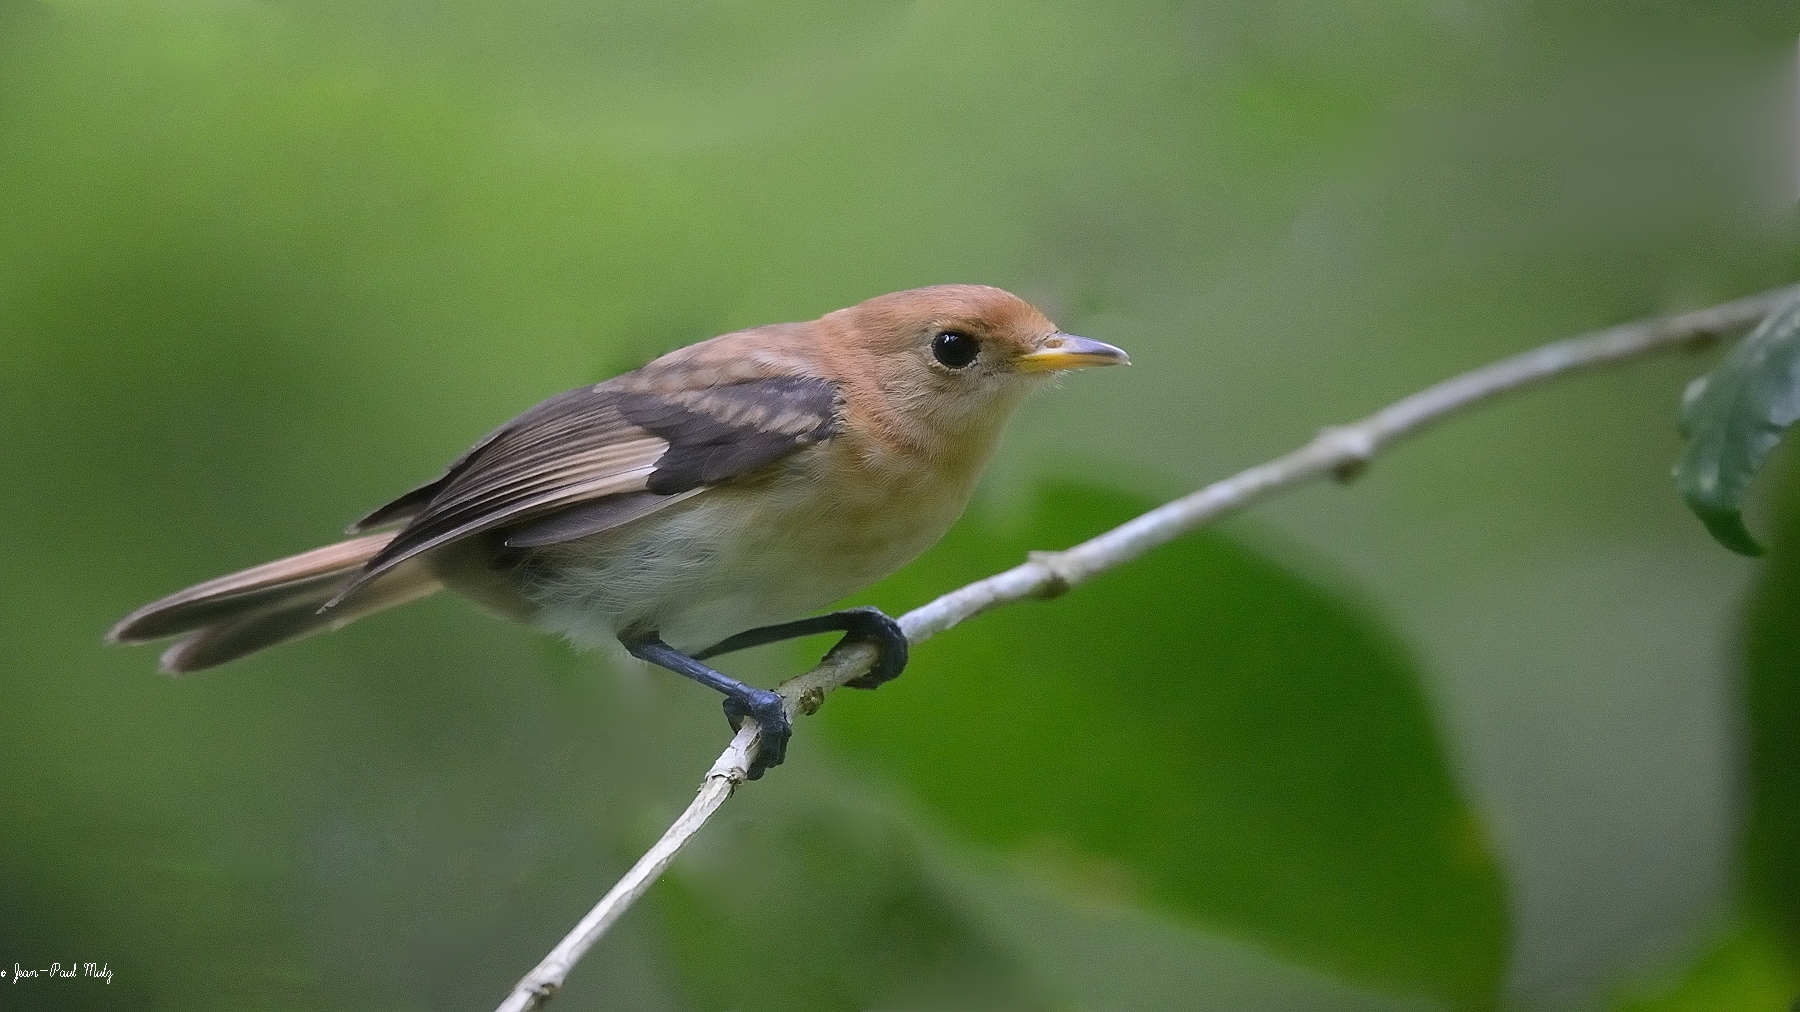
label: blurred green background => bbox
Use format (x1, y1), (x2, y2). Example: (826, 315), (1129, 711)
(2, 1), (1797, 1009)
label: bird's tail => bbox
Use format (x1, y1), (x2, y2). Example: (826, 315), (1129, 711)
(106, 531), (442, 673)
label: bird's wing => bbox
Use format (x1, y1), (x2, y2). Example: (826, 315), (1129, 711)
(328, 375), (841, 607)
(350, 390), (577, 534)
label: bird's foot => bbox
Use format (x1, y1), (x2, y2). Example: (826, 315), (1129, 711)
(623, 634), (792, 779)
(831, 607), (909, 689)
(723, 687), (790, 779)
(694, 606), (910, 691)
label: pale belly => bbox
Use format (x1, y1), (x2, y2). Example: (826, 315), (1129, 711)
(511, 461), (975, 653)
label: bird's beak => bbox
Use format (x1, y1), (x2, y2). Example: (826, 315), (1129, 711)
(1016, 333), (1132, 372)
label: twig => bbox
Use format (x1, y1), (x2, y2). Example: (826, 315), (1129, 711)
(495, 727), (758, 1012)
(493, 280), (1800, 1012)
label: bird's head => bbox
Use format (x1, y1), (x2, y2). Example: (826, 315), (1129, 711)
(824, 284), (1129, 442)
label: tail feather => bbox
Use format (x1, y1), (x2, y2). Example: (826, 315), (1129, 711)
(108, 531), (444, 673)
(156, 561), (441, 673)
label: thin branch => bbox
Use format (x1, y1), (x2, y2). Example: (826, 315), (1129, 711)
(495, 728), (757, 1012)
(493, 280), (1800, 1012)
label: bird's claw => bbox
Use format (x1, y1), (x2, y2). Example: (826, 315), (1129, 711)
(723, 688), (790, 779)
(834, 606), (909, 689)
(702, 606), (904, 778)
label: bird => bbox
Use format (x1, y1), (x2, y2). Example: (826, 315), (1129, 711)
(107, 284), (1129, 777)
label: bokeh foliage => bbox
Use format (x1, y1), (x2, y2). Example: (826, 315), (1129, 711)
(1, 1), (1797, 1011)
(819, 484), (1506, 1007)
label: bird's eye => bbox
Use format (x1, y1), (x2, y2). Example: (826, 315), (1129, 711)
(931, 331), (979, 369)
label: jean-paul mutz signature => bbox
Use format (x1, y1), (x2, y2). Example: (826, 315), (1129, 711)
(6, 962), (112, 984)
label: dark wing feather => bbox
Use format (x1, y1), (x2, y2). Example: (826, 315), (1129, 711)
(328, 375), (840, 607)
(619, 376), (841, 494)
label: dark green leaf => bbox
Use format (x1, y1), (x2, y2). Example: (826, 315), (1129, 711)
(1742, 454), (1800, 948)
(1674, 300), (1800, 556)
(814, 482), (1509, 1010)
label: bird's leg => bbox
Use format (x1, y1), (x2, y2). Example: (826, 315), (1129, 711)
(622, 634), (790, 779)
(695, 606), (908, 690)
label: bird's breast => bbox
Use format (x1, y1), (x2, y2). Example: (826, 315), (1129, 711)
(508, 438), (985, 653)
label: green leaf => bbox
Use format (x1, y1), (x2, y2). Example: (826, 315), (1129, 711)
(1742, 454), (1800, 949)
(813, 482), (1510, 1010)
(1674, 299), (1800, 556)
(1608, 916), (1800, 1012)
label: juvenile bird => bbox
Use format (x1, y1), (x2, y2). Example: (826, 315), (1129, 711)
(108, 285), (1128, 776)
